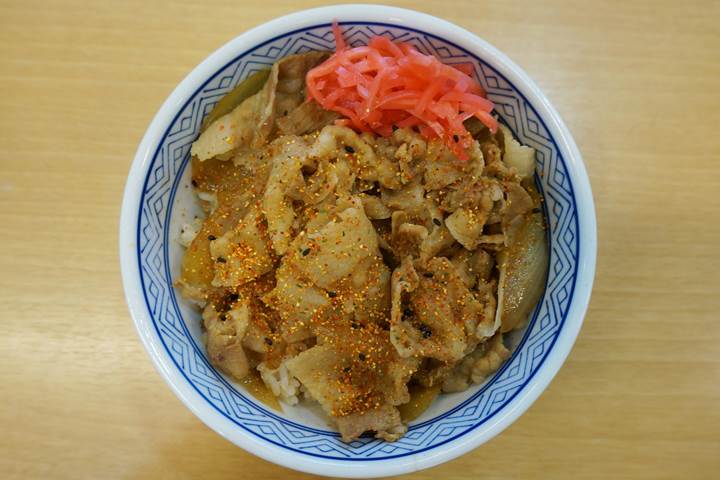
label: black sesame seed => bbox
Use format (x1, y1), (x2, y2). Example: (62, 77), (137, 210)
(351, 322), (360, 329)
(343, 366), (351, 373)
(423, 272), (434, 278)
(453, 134), (459, 142)
(264, 337), (273, 346)
(191, 179), (198, 187)
(432, 218), (442, 226)
(216, 257), (227, 263)
(328, 291), (337, 298)
(358, 353), (366, 361)
(344, 145), (355, 154)
(418, 323), (432, 338)
(228, 293), (239, 302)
(219, 313), (227, 321)
(207, 234), (217, 241)
(302, 248), (311, 256)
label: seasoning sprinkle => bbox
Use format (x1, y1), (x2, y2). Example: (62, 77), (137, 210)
(176, 73), (538, 435)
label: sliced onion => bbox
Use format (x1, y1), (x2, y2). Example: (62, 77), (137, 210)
(496, 211), (549, 332)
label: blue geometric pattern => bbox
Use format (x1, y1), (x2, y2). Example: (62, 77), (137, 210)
(136, 23), (579, 460)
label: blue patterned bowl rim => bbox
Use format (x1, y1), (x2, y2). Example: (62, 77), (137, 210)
(120, 5), (596, 477)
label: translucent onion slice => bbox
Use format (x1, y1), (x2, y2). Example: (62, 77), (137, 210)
(496, 211), (549, 332)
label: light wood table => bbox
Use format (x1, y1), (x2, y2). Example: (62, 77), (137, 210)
(1, 0), (718, 478)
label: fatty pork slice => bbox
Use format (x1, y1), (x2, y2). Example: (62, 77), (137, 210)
(311, 125), (402, 189)
(423, 137), (484, 191)
(191, 52), (328, 161)
(288, 197), (379, 290)
(285, 322), (418, 442)
(499, 124), (536, 180)
(209, 208), (275, 288)
(390, 257), (491, 363)
(441, 333), (510, 393)
(335, 405), (406, 442)
(262, 263), (330, 343)
(202, 303), (251, 380)
(261, 136), (314, 255)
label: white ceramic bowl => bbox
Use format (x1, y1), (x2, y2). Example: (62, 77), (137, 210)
(120, 5), (596, 477)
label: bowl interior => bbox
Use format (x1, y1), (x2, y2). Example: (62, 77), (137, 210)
(135, 22), (580, 461)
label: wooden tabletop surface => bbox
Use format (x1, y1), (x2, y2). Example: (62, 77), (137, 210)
(2, 0), (719, 478)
